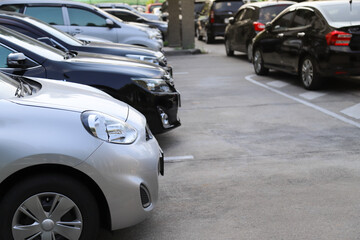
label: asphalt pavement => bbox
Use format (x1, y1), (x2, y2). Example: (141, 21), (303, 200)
(99, 38), (360, 240)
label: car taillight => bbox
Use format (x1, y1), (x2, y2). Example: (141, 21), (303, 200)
(326, 31), (352, 46)
(210, 10), (215, 23)
(253, 22), (265, 32)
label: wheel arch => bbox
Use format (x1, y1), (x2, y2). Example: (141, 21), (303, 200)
(0, 164), (112, 230)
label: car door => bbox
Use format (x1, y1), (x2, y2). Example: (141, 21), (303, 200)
(261, 10), (295, 68)
(279, 8), (317, 72)
(235, 7), (255, 52)
(23, 5), (69, 34)
(0, 44), (46, 77)
(228, 8), (244, 50)
(65, 6), (119, 43)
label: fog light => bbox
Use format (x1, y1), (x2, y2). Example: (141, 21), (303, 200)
(158, 107), (171, 128)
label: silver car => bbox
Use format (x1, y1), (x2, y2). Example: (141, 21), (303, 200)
(0, 72), (163, 239)
(0, 0), (163, 51)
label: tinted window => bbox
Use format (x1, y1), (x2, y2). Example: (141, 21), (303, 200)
(195, 2), (205, 14)
(25, 6), (64, 25)
(213, 1), (243, 12)
(273, 11), (295, 31)
(68, 8), (107, 27)
(291, 9), (316, 28)
(0, 4), (24, 12)
(0, 44), (14, 68)
(259, 5), (291, 23)
(234, 9), (244, 22)
(111, 11), (139, 21)
(242, 8), (254, 20)
(320, 3), (360, 23)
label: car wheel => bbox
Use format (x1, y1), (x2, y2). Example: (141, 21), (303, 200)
(300, 56), (322, 90)
(0, 173), (99, 240)
(225, 39), (234, 56)
(247, 43), (253, 63)
(253, 49), (269, 75)
(205, 31), (214, 44)
(197, 28), (202, 41)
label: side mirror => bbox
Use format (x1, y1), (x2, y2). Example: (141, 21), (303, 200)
(106, 19), (114, 28)
(229, 17), (235, 25)
(7, 53), (26, 68)
(265, 22), (272, 32)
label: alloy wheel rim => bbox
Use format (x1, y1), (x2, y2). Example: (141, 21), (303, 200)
(302, 59), (313, 87)
(12, 192), (83, 240)
(254, 50), (262, 73)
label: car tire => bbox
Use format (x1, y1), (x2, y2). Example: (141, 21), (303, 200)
(205, 31), (214, 44)
(225, 39), (234, 56)
(247, 43), (253, 63)
(0, 173), (100, 240)
(300, 56), (323, 90)
(253, 48), (269, 75)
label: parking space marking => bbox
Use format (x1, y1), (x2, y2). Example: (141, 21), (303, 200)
(245, 75), (360, 128)
(164, 155), (194, 163)
(299, 91), (327, 100)
(267, 81), (289, 88)
(174, 72), (189, 75)
(341, 104), (360, 119)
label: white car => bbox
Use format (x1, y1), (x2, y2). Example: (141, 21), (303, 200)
(0, 72), (163, 239)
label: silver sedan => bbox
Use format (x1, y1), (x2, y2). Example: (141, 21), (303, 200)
(0, 72), (163, 240)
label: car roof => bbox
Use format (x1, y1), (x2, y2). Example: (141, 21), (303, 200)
(0, 0), (95, 8)
(240, 1), (296, 9)
(290, 0), (360, 9)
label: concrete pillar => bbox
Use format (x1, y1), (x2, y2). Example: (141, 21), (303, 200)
(167, 0), (181, 47)
(181, 0), (195, 49)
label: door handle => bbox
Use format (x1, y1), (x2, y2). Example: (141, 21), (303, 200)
(277, 33), (284, 38)
(73, 29), (82, 34)
(297, 32), (305, 37)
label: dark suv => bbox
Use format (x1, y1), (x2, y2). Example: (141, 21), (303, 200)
(197, 0), (243, 43)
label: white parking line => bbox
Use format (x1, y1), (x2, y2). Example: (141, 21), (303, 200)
(299, 91), (327, 100)
(267, 80), (289, 88)
(341, 103), (360, 120)
(245, 75), (360, 129)
(164, 155), (194, 162)
(174, 72), (189, 75)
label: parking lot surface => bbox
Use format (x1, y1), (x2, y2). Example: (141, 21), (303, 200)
(99, 39), (360, 240)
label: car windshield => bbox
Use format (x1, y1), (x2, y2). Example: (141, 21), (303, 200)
(213, 1), (243, 13)
(22, 16), (83, 46)
(319, 2), (360, 24)
(0, 27), (65, 61)
(0, 72), (20, 99)
(259, 5), (292, 23)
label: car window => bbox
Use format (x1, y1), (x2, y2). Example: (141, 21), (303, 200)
(259, 5), (292, 23)
(242, 8), (255, 20)
(68, 8), (107, 27)
(0, 73), (18, 99)
(0, 44), (14, 68)
(234, 9), (244, 21)
(291, 9), (316, 28)
(25, 6), (64, 25)
(1, 24), (42, 39)
(273, 11), (295, 31)
(112, 11), (139, 21)
(213, 1), (243, 13)
(0, 4), (24, 13)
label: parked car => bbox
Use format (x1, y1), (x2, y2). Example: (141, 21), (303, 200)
(0, 0), (163, 51)
(252, 1), (360, 90)
(146, 3), (163, 14)
(197, 0), (244, 43)
(224, 1), (294, 61)
(96, 2), (160, 21)
(0, 11), (169, 70)
(104, 8), (168, 40)
(0, 71), (163, 239)
(0, 26), (181, 133)
(195, 0), (206, 36)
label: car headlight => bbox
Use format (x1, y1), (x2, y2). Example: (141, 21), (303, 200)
(126, 54), (160, 64)
(132, 78), (171, 92)
(81, 111), (137, 144)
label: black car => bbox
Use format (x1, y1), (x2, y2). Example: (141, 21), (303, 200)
(0, 11), (171, 70)
(252, 1), (360, 90)
(104, 8), (168, 40)
(224, 1), (294, 61)
(197, 0), (244, 43)
(0, 26), (180, 133)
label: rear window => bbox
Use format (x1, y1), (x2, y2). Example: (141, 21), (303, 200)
(320, 3), (360, 23)
(213, 1), (243, 13)
(259, 5), (291, 23)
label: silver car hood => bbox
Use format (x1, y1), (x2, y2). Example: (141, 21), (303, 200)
(10, 77), (129, 121)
